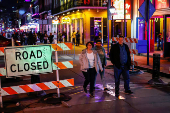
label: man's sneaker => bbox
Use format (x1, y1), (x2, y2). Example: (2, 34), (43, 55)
(104, 88), (110, 92)
(125, 90), (133, 94)
(83, 87), (87, 93)
(90, 93), (94, 98)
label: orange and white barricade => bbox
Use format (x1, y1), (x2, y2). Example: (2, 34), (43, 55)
(0, 43), (74, 107)
(1, 78), (74, 96)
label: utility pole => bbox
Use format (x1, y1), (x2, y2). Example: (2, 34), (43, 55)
(107, 0), (111, 55)
(124, 0), (126, 37)
(146, 0), (149, 65)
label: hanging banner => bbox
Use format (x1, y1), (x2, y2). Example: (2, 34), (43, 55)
(4, 45), (53, 77)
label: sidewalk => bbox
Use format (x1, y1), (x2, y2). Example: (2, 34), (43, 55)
(133, 55), (170, 76)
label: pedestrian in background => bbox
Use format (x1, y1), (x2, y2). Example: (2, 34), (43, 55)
(58, 31), (62, 43)
(28, 31), (33, 45)
(44, 31), (48, 44)
(40, 31), (44, 43)
(48, 33), (54, 44)
(76, 30), (80, 46)
(109, 36), (133, 97)
(72, 31), (76, 45)
(93, 40), (109, 91)
(33, 31), (37, 45)
(79, 41), (103, 98)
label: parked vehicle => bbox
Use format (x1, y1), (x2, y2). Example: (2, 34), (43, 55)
(0, 35), (21, 47)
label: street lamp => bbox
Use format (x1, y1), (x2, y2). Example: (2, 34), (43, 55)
(109, 3), (115, 14)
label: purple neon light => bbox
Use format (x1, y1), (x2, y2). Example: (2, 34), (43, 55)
(25, 0), (31, 2)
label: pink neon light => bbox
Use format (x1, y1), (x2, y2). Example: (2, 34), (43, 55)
(155, 0), (168, 9)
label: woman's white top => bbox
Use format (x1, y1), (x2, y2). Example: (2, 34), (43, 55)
(86, 52), (94, 68)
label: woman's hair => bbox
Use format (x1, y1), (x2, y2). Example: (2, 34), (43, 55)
(86, 41), (94, 48)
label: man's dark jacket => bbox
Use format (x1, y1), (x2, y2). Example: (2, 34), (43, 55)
(109, 43), (131, 70)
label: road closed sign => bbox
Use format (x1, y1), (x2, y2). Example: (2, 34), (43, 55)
(4, 45), (53, 77)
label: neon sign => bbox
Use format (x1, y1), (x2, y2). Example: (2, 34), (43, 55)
(62, 16), (70, 23)
(155, 0), (168, 9)
(111, 0), (131, 19)
(52, 20), (59, 24)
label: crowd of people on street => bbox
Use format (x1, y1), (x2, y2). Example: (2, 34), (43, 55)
(0, 31), (56, 45)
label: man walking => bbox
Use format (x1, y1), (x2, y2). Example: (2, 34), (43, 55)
(109, 36), (133, 97)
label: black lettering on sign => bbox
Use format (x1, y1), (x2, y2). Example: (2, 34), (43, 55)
(37, 50), (42, 58)
(37, 62), (42, 70)
(43, 61), (48, 69)
(15, 52), (21, 60)
(22, 51), (28, 59)
(30, 50), (36, 59)
(17, 64), (23, 72)
(31, 62), (36, 70)
(24, 63), (30, 71)
(10, 64), (16, 72)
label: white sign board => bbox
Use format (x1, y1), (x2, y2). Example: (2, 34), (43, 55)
(4, 45), (53, 77)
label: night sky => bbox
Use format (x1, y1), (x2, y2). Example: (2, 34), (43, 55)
(1, 0), (18, 13)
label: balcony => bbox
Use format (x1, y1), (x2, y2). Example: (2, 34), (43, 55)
(39, 3), (53, 14)
(52, 0), (105, 15)
(44, 3), (53, 11)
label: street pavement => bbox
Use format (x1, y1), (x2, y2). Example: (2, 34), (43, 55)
(0, 44), (170, 113)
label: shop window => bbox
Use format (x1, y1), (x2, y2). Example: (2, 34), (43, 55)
(94, 18), (102, 38)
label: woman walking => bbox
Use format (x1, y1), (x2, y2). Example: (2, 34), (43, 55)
(79, 41), (103, 97)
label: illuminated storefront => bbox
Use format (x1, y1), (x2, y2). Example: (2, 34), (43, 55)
(53, 9), (107, 44)
(110, 0), (132, 38)
(20, 23), (39, 32)
(136, 0), (170, 57)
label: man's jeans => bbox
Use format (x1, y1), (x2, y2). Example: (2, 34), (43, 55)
(114, 65), (130, 92)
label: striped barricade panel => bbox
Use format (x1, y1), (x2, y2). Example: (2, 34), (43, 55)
(0, 43), (73, 56)
(112, 37), (138, 43)
(130, 49), (138, 55)
(112, 37), (119, 42)
(131, 61), (138, 66)
(0, 61), (73, 76)
(53, 61), (73, 70)
(0, 47), (5, 56)
(51, 43), (72, 51)
(124, 38), (138, 43)
(0, 78), (74, 96)
(0, 68), (6, 76)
